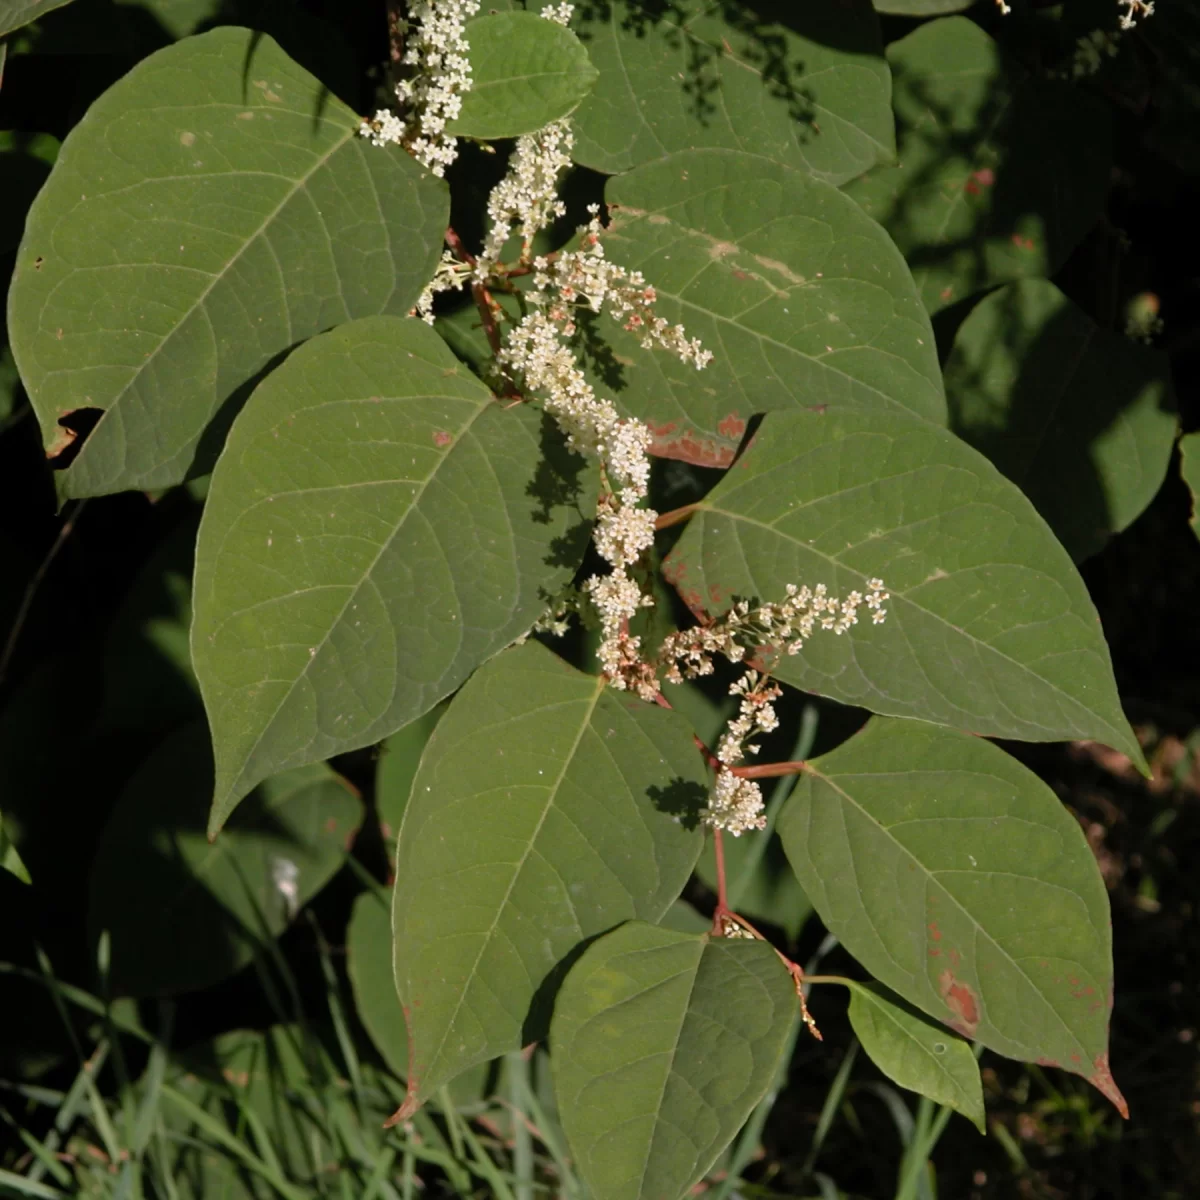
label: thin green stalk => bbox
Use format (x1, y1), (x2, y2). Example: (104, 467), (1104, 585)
(0, 1167), (67, 1198)
(801, 1040), (859, 1180)
(506, 1052), (535, 1200)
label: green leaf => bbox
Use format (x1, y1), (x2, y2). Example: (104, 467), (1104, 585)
(450, 11), (598, 140)
(944, 280), (1177, 563)
(846, 980), (984, 1132)
(596, 148), (943, 469)
(100, 512), (201, 734)
(551, 920), (795, 1200)
(88, 721), (362, 997)
(0, 0), (75, 37)
(191, 315), (595, 834)
(779, 717), (1126, 1115)
(1181, 432), (1200, 541)
(346, 888), (495, 1101)
(376, 701), (448, 847)
(391, 640), (706, 1113)
(348, 890), (409, 1080)
(569, 0), (893, 186)
(664, 407), (1142, 761)
(8, 27), (448, 499)
(844, 17), (1111, 314)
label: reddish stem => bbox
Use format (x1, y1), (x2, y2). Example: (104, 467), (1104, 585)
(444, 225), (475, 266)
(654, 502), (700, 531)
(730, 759), (808, 780)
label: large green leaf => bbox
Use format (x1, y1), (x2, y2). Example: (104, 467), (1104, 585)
(346, 888), (495, 1101)
(391, 640), (706, 1114)
(596, 148), (943, 468)
(945, 280), (1176, 563)
(88, 721), (361, 997)
(846, 980), (984, 1132)
(551, 920), (795, 1200)
(0, 0), (74, 37)
(780, 717), (1126, 1114)
(844, 17), (1111, 314)
(569, 0), (893, 186)
(375, 701), (448, 847)
(192, 316), (595, 834)
(348, 890), (409, 1080)
(664, 407), (1141, 761)
(1181, 432), (1200, 541)
(7, 27), (447, 499)
(450, 11), (598, 139)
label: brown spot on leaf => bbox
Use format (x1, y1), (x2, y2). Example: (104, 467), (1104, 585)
(928, 921), (943, 942)
(34, 256), (44, 270)
(1089, 1053), (1129, 1119)
(1011, 234), (1036, 251)
(939, 971), (979, 1036)
(180, 131), (196, 146)
(716, 413), (746, 440)
(433, 430), (453, 446)
(647, 424), (736, 468)
(940, 286), (953, 301)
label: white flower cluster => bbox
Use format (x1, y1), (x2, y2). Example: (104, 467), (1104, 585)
(413, 249), (473, 323)
(994, 0), (1154, 25)
(534, 214), (714, 369)
(360, 0), (480, 176)
(1117, 0), (1154, 28)
(659, 579), (889, 686)
(477, 119), (574, 273)
(658, 582), (888, 835)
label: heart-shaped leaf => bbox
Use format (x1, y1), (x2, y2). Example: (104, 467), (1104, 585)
(844, 17), (1110, 314)
(780, 717), (1126, 1115)
(945, 279), (1176, 563)
(192, 316), (595, 833)
(8, 27), (448, 498)
(597, 148), (944, 468)
(664, 406), (1141, 761)
(391, 641), (705, 1115)
(569, 0), (893, 186)
(88, 721), (361, 997)
(847, 980), (984, 1132)
(551, 920), (795, 1200)
(451, 11), (598, 139)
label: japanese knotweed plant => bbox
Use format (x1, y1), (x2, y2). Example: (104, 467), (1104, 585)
(7, 0), (1173, 1196)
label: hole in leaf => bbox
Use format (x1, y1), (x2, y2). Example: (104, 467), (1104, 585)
(47, 407), (103, 468)
(933, 1041), (947, 1054)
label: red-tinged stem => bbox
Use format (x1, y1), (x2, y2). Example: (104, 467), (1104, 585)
(654, 502), (700, 531)
(730, 759), (808, 780)
(445, 225), (475, 266)
(472, 282), (505, 360)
